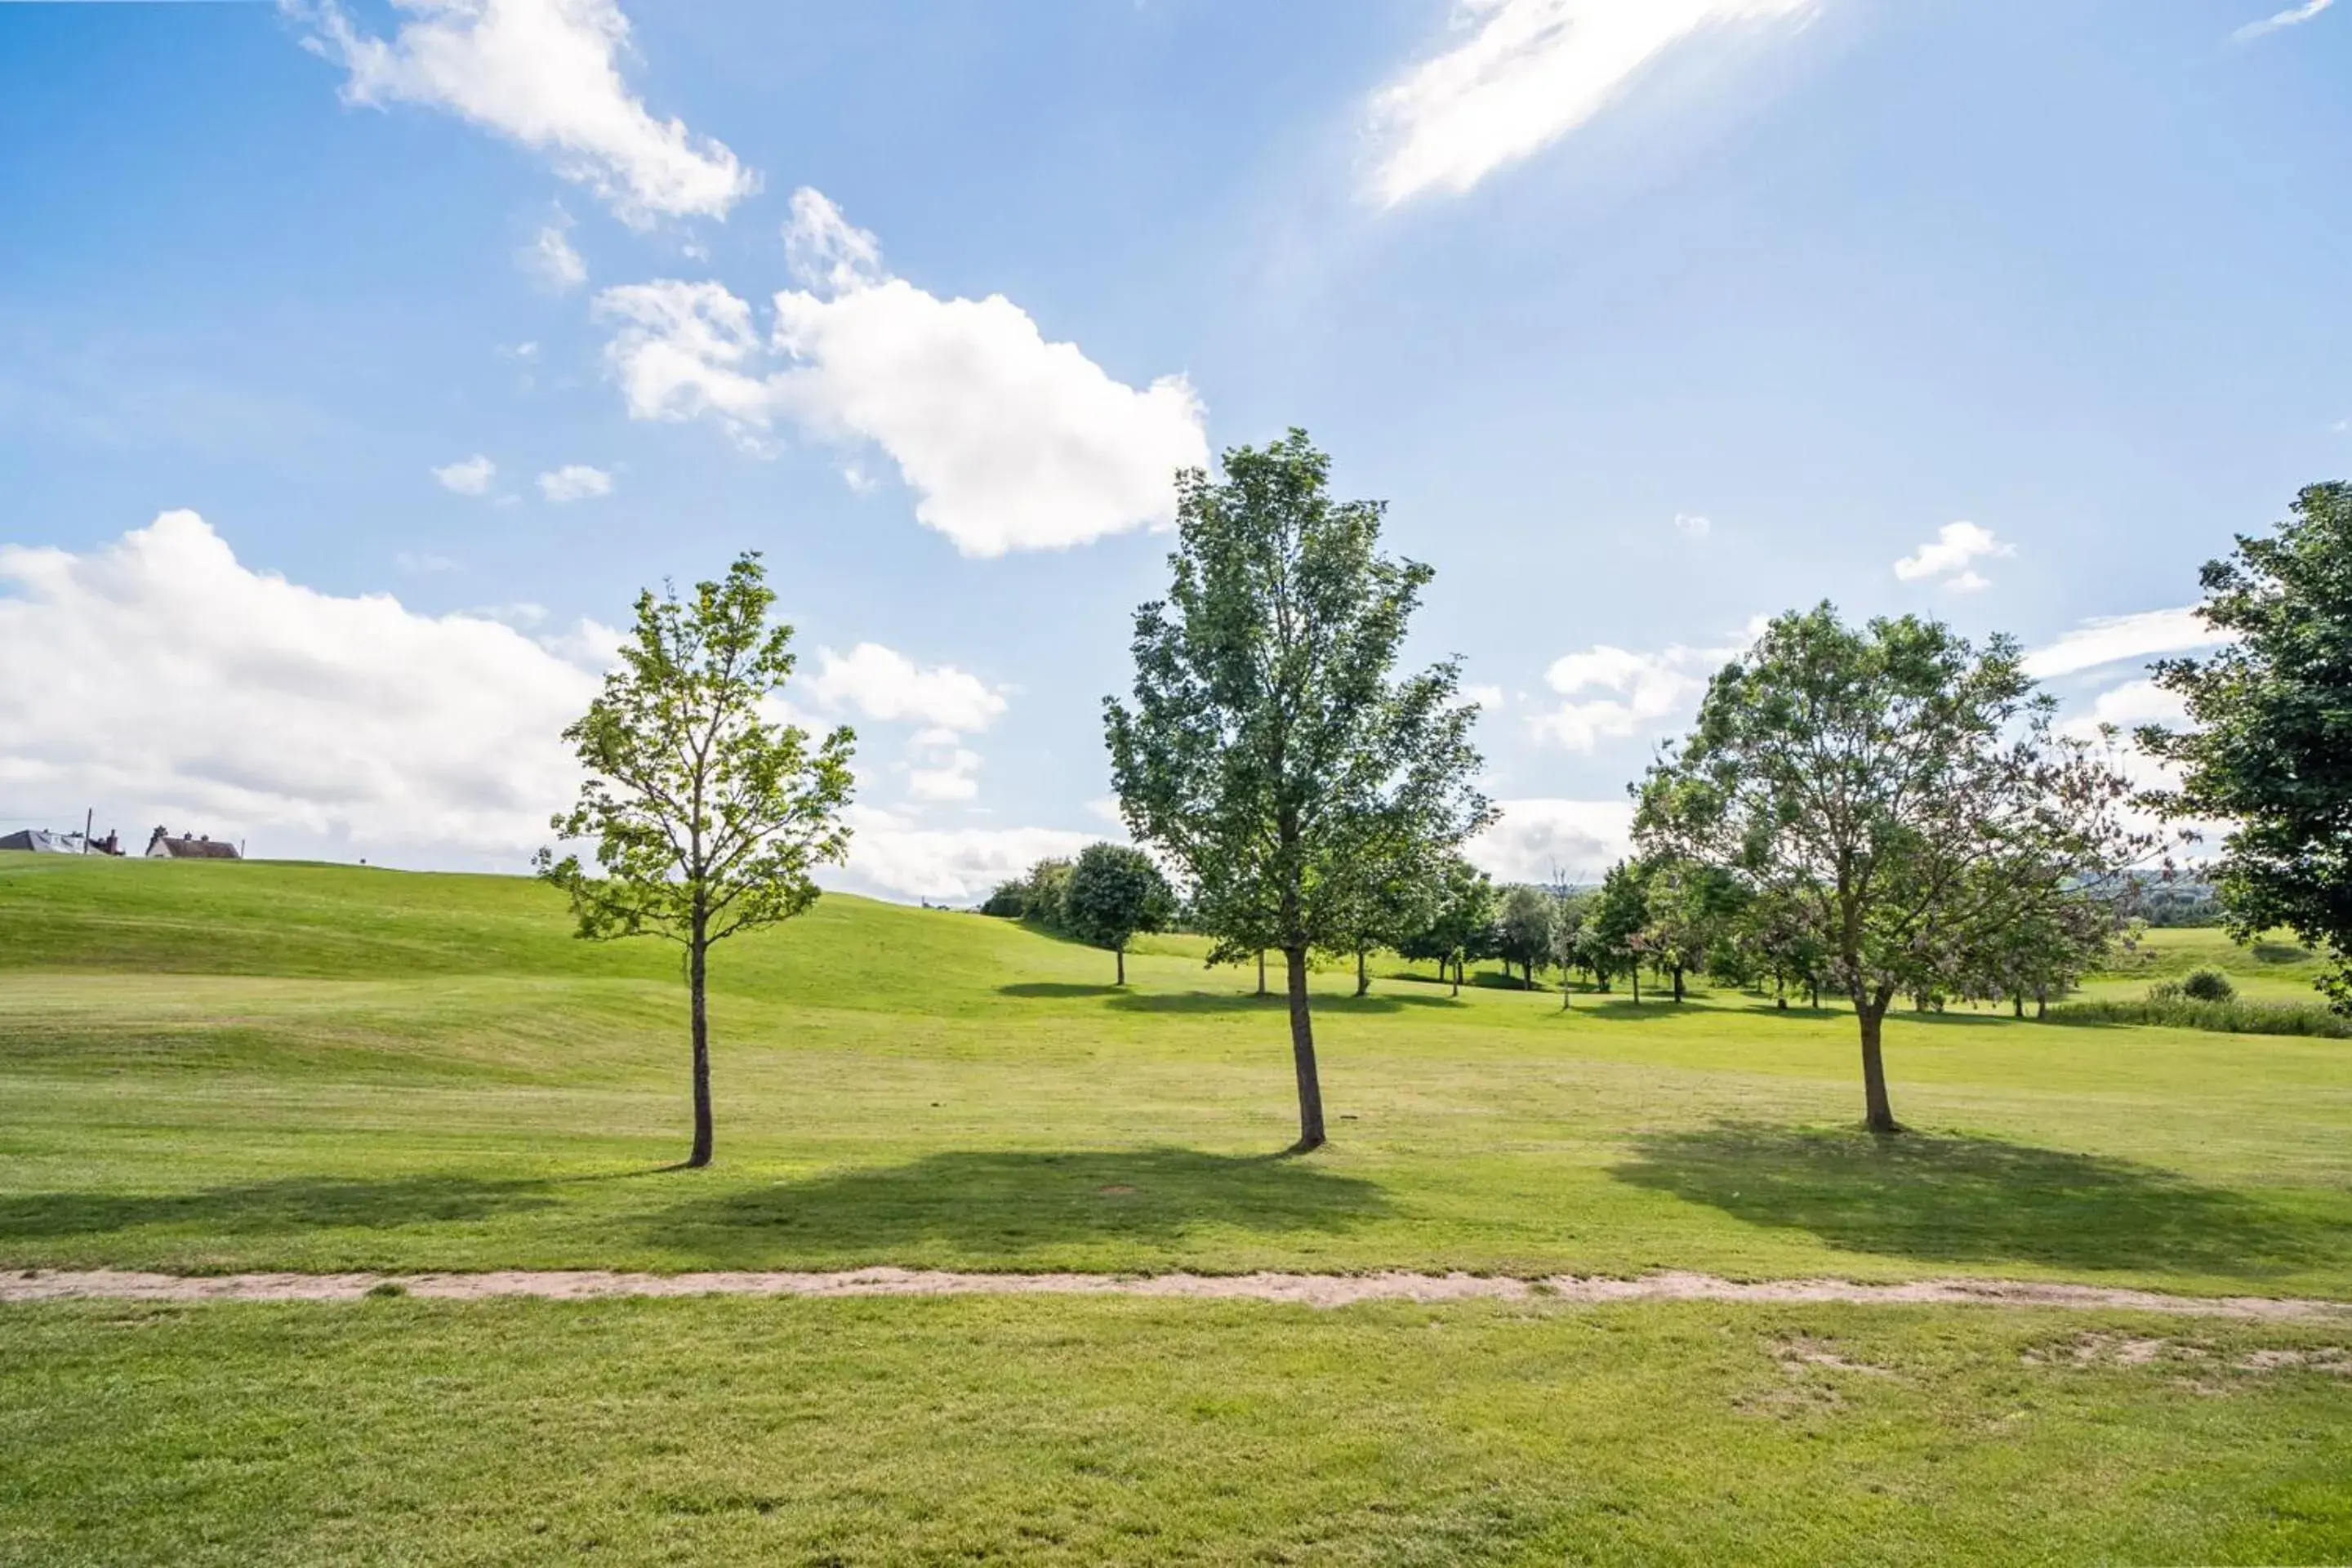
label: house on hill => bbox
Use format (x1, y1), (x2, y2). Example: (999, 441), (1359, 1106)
(0, 829), (80, 854)
(145, 827), (240, 860)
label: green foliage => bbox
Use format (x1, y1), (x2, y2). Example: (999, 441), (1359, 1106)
(2050, 992), (2352, 1039)
(2180, 966), (2237, 1003)
(537, 554), (857, 951)
(1103, 430), (1490, 1144)
(535, 553), (855, 1166)
(986, 858), (1076, 930)
(1395, 855), (1499, 982)
(1061, 845), (1178, 973)
(1103, 431), (1490, 964)
(2143, 483), (2352, 1009)
(1581, 860), (1653, 997)
(1638, 604), (2146, 1130)
(1492, 884), (1556, 987)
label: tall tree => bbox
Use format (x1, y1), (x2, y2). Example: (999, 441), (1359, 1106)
(1062, 843), (1178, 985)
(1105, 430), (1491, 1150)
(1637, 605), (2144, 1133)
(2141, 483), (2352, 1010)
(539, 554), (856, 1169)
(1643, 858), (1747, 1004)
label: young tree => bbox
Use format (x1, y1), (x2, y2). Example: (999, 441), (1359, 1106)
(1548, 886), (1590, 1009)
(1062, 843), (1178, 985)
(1105, 431), (1491, 1150)
(2141, 483), (2352, 1011)
(1643, 858), (1746, 1004)
(539, 554), (856, 1169)
(1584, 859), (1653, 1003)
(1494, 884), (1557, 990)
(1637, 605), (2145, 1134)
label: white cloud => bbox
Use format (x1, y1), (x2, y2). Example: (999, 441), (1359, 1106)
(1367, 0), (1820, 206)
(597, 189), (1210, 556)
(0, 512), (608, 867)
(2234, 0), (2334, 40)
(537, 464), (612, 501)
(1530, 641), (1727, 751)
(1463, 683), (1506, 710)
(1673, 512), (1712, 537)
(834, 806), (1093, 902)
(905, 742), (985, 804)
(299, 0), (757, 227)
(2023, 607), (2230, 683)
(519, 212), (587, 291)
(1894, 521), (2012, 592)
(805, 643), (1008, 734)
(433, 454), (497, 495)
(1469, 797), (1635, 883)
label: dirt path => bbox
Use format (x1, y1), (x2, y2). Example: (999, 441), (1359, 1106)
(3, 1267), (2347, 1319)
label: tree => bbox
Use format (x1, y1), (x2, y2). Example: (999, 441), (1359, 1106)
(1105, 430), (1491, 1150)
(1643, 858), (1746, 1004)
(539, 554), (856, 1169)
(1547, 887), (1590, 1009)
(1494, 884), (1557, 990)
(1638, 605), (2145, 1133)
(1584, 859), (1652, 1002)
(1396, 854), (1500, 995)
(2141, 483), (2352, 1011)
(1062, 843), (1178, 985)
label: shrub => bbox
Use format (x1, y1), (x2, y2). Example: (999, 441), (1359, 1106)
(2045, 995), (2352, 1040)
(2180, 967), (2236, 1003)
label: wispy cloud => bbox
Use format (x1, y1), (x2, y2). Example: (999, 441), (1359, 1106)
(1366, 0), (1820, 207)
(2234, 0), (2335, 41)
(2023, 608), (2230, 682)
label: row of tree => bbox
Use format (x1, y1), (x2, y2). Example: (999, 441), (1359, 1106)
(530, 428), (2352, 1165)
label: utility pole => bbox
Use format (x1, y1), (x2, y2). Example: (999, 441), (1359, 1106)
(81, 808), (92, 855)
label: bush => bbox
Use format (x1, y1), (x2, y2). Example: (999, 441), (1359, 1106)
(2045, 995), (2352, 1040)
(2180, 967), (2237, 1003)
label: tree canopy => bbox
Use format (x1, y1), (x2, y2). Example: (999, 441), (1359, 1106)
(1104, 430), (1490, 1149)
(2142, 482), (2352, 1010)
(1062, 843), (1178, 985)
(1637, 604), (2143, 1133)
(539, 553), (856, 1168)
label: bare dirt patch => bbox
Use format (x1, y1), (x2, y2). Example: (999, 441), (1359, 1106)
(3, 1267), (2350, 1317)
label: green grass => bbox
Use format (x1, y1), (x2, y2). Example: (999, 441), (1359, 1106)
(4, 858), (2351, 1562)
(2083, 924), (2336, 1003)
(2, 857), (2350, 1295)
(4, 1295), (2350, 1566)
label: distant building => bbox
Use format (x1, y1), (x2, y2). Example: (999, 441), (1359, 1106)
(145, 827), (240, 861)
(0, 829), (80, 854)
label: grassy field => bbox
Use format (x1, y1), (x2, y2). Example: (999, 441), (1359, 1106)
(2, 857), (2348, 1563)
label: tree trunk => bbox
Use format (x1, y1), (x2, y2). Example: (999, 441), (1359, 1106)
(1450, 953), (1460, 996)
(1631, 969), (1641, 1005)
(1356, 947), (1370, 998)
(1116, 945), (1126, 987)
(1284, 946), (1326, 1151)
(688, 931), (714, 1168)
(1856, 996), (1900, 1134)
(1673, 964), (1686, 1004)
(1257, 951), (1267, 997)
(2036, 987), (2047, 1021)
(1775, 972), (1787, 1010)
(2012, 992), (2024, 1019)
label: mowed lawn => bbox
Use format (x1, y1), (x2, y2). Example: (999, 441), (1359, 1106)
(3, 858), (2351, 1564)
(1, 857), (2349, 1294)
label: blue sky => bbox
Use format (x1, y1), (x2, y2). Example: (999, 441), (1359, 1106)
(1, 0), (2344, 896)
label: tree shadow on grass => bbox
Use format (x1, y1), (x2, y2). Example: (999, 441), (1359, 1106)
(1103, 991), (1463, 1016)
(0, 1174), (559, 1242)
(648, 1147), (1393, 1264)
(999, 982), (1125, 1000)
(1611, 1122), (2326, 1278)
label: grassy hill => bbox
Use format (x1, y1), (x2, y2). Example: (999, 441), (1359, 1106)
(4, 857), (2351, 1564)
(2, 854), (2348, 1294)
